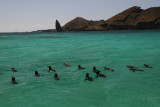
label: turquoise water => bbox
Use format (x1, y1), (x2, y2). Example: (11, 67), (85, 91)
(0, 31), (160, 107)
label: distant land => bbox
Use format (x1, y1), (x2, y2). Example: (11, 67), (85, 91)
(35, 6), (160, 32)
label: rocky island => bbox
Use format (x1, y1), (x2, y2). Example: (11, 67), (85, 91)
(35, 6), (160, 32)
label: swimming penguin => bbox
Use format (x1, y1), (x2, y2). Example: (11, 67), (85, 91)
(35, 71), (40, 77)
(54, 73), (60, 80)
(144, 64), (152, 68)
(64, 63), (71, 67)
(47, 66), (56, 72)
(126, 65), (138, 69)
(11, 68), (18, 72)
(93, 66), (96, 72)
(84, 73), (93, 81)
(78, 65), (85, 70)
(93, 66), (101, 73)
(104, 67), (114, 72)
(11, 76), (18, 84)
(95, 71), (106, 78)
(130, 68), (144, 72)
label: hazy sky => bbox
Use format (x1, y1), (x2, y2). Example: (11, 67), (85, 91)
(0, 0), (159, 32)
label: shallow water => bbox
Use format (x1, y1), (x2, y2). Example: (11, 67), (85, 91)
(0, 31), (160, 107)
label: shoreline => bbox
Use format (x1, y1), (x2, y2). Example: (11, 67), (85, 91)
(0, 30), (160, 34)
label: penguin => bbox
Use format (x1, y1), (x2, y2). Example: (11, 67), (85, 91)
(104, 67), (114, 72)
(130, 68), (144, 72)
(84, 73), (93, 81)
(126, 65), (138, 69)
(47, 66), (56, 72)
(78, 65), (85, 70)
(11, 76), (18, 84)
(35, 71), (40, 77)
(95, 71), (106, 78)
(93, 66), (101, 73)
(11, 68), (18, 72)
(144, 64), (152, 68)
(64, 63), (71, 67)
(54, 73), (60, 80)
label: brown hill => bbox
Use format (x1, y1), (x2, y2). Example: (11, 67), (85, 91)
(106, 6), (160, 29)
(62, 6), (160, 31)
(63, 17), (106, 31)
(63, 17), (88, 31)
(106, 6), (143, 25)
(35, 6), (160, 32)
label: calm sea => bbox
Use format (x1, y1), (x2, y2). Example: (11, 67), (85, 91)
(0, 31), (160, 107)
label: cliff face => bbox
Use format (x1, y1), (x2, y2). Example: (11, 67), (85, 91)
(62, 6), (160, 31)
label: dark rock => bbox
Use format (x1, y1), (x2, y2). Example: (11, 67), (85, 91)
(56, 20), (62, 32)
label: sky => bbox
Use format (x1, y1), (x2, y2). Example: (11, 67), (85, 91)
(0, 0), (160, 32)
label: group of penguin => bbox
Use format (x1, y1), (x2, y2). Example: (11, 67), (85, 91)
(127, 64), (152, 72)
(10, 63), (152, 84)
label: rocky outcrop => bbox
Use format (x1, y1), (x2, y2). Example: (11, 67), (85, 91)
(56, 20), (62, 31)
(135, 7), (160, 29)
(62, 6), (160, 31)
(106, 6), (160, 30)
(63, 17), (88, 31)
(35, 6), (160, 32)
(63, 17), (106, 31)
(106, 6), (143, 25)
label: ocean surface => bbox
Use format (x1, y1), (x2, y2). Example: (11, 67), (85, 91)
(0, 31), (160, 107)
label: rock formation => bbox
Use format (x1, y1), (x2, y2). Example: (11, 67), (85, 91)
(106, 6), (160, 30)
(62, 6), (160, 31)
(35, 6), (160, 32)
(56, 20), (62, 32)
(63, 17), (88, 31)
(63, 17), (106, 31)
